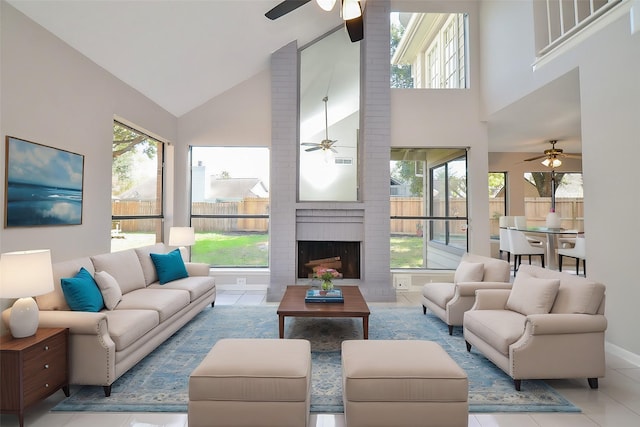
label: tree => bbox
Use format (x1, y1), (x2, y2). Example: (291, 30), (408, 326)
(112, 123), (158, 194)
(390, 22), (414, 88)
(527, 172), (566, 197)
(391, 161), (423, 196)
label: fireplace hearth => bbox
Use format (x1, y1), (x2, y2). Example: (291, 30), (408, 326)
(297, 241), (360, 279)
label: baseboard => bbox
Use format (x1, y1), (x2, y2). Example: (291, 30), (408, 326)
(217, 283), (269, 291)
(605, 341), (640, 367)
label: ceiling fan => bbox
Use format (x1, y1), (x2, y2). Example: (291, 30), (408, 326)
(524, 140), (582, 168)
(265, 0), (365, 42)
(301, 96), (338, 153)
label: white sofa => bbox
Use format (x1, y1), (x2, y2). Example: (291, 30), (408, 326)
(463, 264), (606, 391)
(3, 243), (215, 396)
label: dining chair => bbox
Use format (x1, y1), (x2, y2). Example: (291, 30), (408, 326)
(507, 228), (545, 273)
(558, 234), (586, 275)
(498, 216), (512, 262)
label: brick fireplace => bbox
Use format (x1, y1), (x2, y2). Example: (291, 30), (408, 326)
(267, 2), (395, 302)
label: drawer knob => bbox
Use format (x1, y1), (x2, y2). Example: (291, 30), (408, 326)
(44, 345), (49, 351)
(45, 383), (49, 388)
(44, 364), (49, 369)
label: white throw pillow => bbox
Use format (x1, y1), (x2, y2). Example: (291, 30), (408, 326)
(94, 270), (123, 310)
(506, 275), (560, 316)
(454, 261), (484, 284)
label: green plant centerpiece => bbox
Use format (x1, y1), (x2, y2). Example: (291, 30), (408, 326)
(314, 267), (341, 291)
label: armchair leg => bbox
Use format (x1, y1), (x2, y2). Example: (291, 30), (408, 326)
(541, 254), (545, 268)
(588, 378), (599, 389)
(422, 305), (427, 315)
(211, 301), (215, 308)
(465, 341), (471, 352)
(448, 325), (454, 335)
(514, 379), (521, 391)
(558, 254), (563, 271)
(103, 385), (112, 397)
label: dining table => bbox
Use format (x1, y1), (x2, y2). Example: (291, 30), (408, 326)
(507, 226), (581, 270)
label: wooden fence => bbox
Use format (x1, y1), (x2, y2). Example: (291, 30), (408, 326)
(113, 197), (583, 235)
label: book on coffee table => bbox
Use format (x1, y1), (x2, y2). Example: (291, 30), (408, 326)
(305, 288), (344, 303)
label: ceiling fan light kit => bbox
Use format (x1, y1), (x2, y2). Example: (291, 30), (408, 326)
(316, 0), (337, 12)
(265, 0), (365, 42)
(342, 0), (362, 20)
(524, 140), (580, 168)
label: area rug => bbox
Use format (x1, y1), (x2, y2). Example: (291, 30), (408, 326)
(53, 305), (580, 413)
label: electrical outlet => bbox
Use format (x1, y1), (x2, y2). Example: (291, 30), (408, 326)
(393, 274), (411, 290)
(236, 277), (247, 286)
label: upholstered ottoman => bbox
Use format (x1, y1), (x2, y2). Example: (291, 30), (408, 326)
(342, 340), (468, 427)
(188, 338), (311, 427)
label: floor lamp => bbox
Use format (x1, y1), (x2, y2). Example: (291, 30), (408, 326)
(0, 249), (54, 338)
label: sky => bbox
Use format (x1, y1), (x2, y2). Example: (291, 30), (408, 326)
(191, 147), (270, 187)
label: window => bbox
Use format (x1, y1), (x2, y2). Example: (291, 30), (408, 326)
(390, 148), (467, 270)
(190, 147), (269, 267)
(391, 13), (468, 89)
(523, 172), (583, 230)
(111, 121), (164, 252)
(489, 172), (507, 239)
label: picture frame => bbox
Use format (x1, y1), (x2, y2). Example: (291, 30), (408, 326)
(4, 136), (84, 227)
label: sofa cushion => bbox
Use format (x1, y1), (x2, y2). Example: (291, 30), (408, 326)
(60, 267), (105, 312)
(506, 275), (560, 316)
(94, 270), (123, 310)
(103, 309), (159, 351)
(551, 280), (605, 315)
(134, 243), (167, 286)
(463, 310), (526, 355)
(454, 261), (484, 284)
(148, 275), (215, 302)
(91, 250), (146, 294)
(115, 288), (190, 322)
(421, 283), (455, 309)
(150, 249), (189, 284)
(38, 257), (95, 311)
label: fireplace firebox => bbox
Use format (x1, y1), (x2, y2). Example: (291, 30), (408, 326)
(297, 241), (361, 279)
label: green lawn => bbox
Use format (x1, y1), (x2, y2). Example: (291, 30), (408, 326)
(192, 232), (269, 267)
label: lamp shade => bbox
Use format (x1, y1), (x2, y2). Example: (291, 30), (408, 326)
(0, 249), (54, 298)
(169, 227), (195, 246)
(542, 157), (562, 168)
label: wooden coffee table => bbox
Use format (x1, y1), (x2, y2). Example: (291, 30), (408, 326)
(277, 285), (370, 339)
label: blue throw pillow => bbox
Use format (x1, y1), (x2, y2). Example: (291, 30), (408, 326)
(61, 267), (105, 312)
(150, 249), (189, 284)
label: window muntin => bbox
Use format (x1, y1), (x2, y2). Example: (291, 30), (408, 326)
(189, 147), (270, 267)
(523, 172), (583, 230)
(391, 13), (468, 89)
(111, 121), (164, 252)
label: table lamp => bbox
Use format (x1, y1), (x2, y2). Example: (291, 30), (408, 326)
(0, 249), (54, 338)
(169, 226), (195, 261)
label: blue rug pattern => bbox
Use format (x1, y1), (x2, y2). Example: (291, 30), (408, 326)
(53, 305), (580, 413)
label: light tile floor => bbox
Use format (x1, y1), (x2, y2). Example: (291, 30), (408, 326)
(3, 289), (639, 427)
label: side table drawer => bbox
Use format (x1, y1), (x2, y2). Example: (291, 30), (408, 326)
(22, 332), (68, 407)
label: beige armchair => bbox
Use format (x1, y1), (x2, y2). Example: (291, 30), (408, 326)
(463, 264), (606, 391)
(421, 253), (511, 335)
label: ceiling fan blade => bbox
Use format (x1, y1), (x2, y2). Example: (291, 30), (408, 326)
(523, 154), (547, 162)
(562, 153), (582, 159)
(301, 142), (320, 146)
(345, 13), (364, 42)
(330, 147), (338, 153)
(265, 0), (312, 20)
(305, 146), (323, 152)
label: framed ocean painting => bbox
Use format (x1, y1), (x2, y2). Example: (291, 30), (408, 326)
(4, 136), (84, 227)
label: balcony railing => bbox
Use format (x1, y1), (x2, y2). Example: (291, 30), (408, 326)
(538, 0), (623, 56)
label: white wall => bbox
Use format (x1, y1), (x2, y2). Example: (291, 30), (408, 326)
(481, 1), (640, 358)
(0, 2), (177, 334)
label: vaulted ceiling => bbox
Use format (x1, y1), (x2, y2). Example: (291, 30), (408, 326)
(7, 0), (581, 155)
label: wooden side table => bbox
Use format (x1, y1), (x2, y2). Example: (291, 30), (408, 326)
(0, 328), (69, 427)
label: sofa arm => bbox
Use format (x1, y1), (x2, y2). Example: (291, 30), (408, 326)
(525, 313), (608, 335)
(38, 310), (109, 335)
(470, 289), (511, 310)
(185, 262), (210, 277)
(456, 281), (512, 297)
